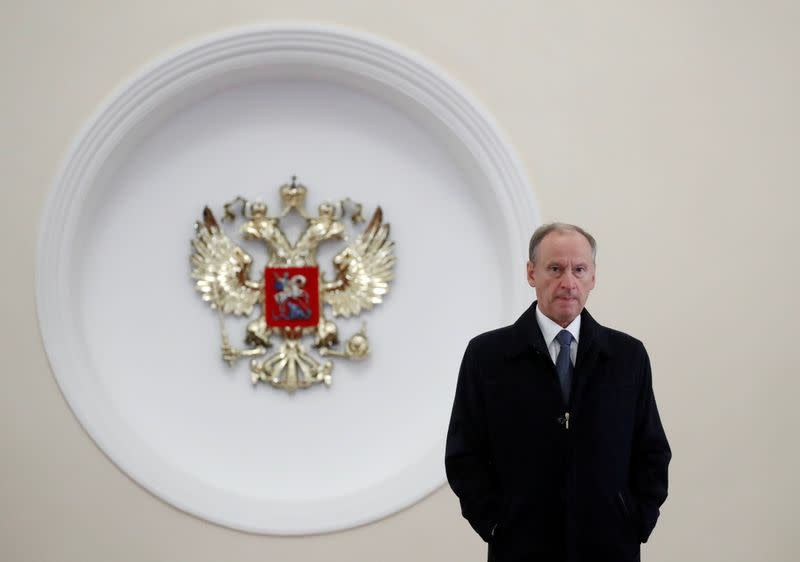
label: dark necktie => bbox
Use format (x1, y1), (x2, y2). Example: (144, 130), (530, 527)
(555, 329), (574, 404)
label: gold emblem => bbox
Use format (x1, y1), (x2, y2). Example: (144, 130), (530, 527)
(190, 178), (395, 392)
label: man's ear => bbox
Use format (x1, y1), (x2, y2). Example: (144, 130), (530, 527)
(526, 260), (536, 288)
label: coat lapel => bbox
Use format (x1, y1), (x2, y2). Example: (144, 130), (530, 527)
(572, 308), (610, 413)
(506, 301), (549, 359)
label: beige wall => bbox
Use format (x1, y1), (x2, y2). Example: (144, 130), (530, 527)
(3, 1), (798, 560)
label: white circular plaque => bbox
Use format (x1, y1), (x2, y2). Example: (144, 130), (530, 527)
(37, 24), (539, 534)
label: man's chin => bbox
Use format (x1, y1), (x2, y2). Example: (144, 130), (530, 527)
(552, 303), (580, 325)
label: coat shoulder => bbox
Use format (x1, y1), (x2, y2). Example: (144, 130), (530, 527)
(600, 324), (646, 353)
(465, 324), (516, 360)
(470, 324), (515, 345)
(592, 323), (651, 378)
(469, 324), (514, 349)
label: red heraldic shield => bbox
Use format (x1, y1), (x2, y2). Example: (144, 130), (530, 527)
(264, 266), (320, 328)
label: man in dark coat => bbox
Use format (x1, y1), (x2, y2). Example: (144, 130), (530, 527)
(445, 223), (670, 562)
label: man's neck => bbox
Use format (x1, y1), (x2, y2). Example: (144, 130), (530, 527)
(535, 304), (582, 343)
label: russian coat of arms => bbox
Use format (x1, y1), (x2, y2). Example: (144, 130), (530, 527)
(190, 178), (395, 392)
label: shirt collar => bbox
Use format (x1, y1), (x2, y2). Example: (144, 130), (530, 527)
(535, 304), (581, 346)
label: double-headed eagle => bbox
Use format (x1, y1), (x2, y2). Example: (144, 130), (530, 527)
(190, 178), (395, 392)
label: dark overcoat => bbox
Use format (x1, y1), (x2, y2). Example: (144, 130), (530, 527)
(445, 303), (671, 562)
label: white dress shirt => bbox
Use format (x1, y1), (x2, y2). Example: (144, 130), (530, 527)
(535, 304), (580, 366)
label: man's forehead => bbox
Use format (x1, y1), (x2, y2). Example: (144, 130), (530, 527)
(540, 230), (593, 253)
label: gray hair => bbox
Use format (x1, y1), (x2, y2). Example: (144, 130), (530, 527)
(528, 222), (597, 263)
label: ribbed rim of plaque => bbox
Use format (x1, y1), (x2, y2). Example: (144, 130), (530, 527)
(36, 24), (539, 534)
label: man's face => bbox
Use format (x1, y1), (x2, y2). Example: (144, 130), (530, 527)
(527, 230), (596, 327)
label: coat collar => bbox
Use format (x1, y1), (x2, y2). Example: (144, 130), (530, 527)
(507, 301), (610, 361)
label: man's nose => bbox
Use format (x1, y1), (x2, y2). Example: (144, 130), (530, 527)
(559, 270), (577, 289)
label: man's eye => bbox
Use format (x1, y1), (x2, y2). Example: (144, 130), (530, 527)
(549, 266), (560, 272)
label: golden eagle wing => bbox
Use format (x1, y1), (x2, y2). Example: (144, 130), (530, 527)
(322, 207), (395, 317)
(191, 207), (262, 316)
